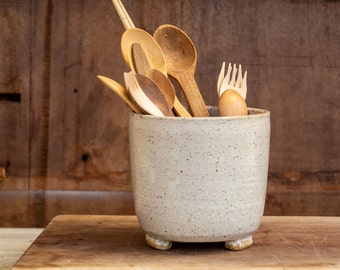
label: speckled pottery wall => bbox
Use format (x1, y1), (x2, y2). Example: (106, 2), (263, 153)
(129, 107), (270, 245)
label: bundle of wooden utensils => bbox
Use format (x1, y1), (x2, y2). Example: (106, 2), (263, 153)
(97, 0), (248, 118)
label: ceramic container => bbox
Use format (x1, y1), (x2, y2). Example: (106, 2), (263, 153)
(129, 107), (270, 250)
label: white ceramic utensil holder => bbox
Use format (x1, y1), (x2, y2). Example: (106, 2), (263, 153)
(129, 107), (270, 250)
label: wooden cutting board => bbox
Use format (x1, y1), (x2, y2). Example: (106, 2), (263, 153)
(12, 215), (340, 269)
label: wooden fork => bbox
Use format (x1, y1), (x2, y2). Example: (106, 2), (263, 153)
(218, 62), (247, 100)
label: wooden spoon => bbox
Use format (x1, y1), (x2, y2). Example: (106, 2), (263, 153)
(132, 42), (152, 76)
(121, 28), (167, 75)
(135, 73), (174, 117)
(153, 24), (209, 117)
(124, 72), (173, 117)
(124, 72), (163, 116)
(146, 69), (175, 108)
(146, 69), (191, 118)
(111, 0), (166, 75)
(96, 75), (142, 113)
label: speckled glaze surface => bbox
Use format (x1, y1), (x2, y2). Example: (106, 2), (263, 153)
(129, 107), (270, 248)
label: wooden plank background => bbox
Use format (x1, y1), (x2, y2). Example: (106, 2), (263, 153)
(0, 0), (339, 227)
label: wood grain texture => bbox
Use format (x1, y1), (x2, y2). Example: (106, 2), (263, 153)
(13, 215), (340, 269)
(0, 0), (339, 226)
(0, 1), (32, 228)
(0, 0), (30, 185)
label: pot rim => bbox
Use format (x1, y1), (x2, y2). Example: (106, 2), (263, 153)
(130, 106), (270, 121)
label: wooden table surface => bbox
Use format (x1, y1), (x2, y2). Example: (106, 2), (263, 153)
(11, 215), (340, 269)
(0, 228), (43, 270)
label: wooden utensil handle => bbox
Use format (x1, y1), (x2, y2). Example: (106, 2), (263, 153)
(174, 72), (209, 117)
(112, 0), (135, 29)
(173, 97), (192, 117)
(97, 75), (142, 113)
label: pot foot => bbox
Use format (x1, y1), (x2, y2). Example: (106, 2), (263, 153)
(225, 235), (253, 251)
(145, 234), (172, 250)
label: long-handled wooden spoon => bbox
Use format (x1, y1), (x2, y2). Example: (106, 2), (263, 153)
(153, 24), (209, 117)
